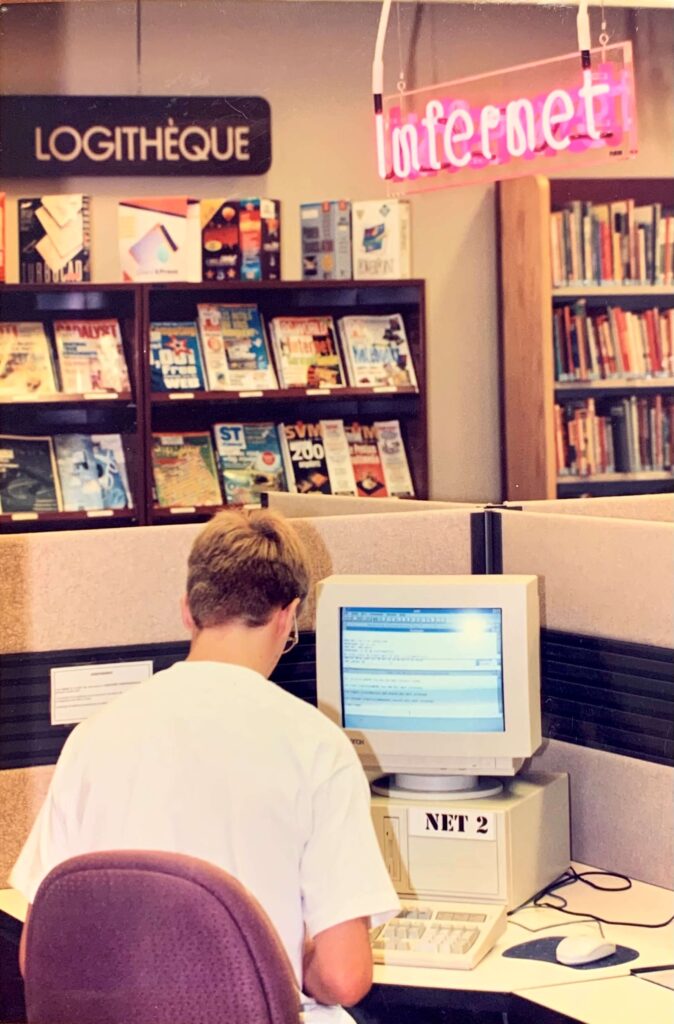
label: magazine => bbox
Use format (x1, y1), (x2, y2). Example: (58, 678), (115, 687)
(269, 316), (346, 389)
(54, 319), (131, 394)
(338, 314), (418, 389)
(197, 304), (278, 391)
(320, 419), (358, 495)
(212, 422), (286, 506)
(54, 433), (132, 510)
(374, 420), (415, 497)
(91, 434), (133, 509)
(279, 421), (332, 493)
(151, 432), (222, 508)
(149, 322), (206, 392)
(54, 434), (104, 511)
(345, 422), (389, 497)
(0, 434), (61, 513)
(0, 322), (59, 397)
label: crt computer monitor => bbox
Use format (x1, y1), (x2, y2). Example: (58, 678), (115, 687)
(316, 574), (542, 799)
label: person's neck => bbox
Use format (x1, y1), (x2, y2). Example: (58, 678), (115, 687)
(186, 622), (274, 678)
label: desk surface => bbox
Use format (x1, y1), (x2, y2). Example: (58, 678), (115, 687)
(372, 866), (674, 994)
(518, 973), (674, 1024)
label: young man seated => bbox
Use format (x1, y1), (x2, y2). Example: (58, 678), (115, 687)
(11, 508), (399, 1023)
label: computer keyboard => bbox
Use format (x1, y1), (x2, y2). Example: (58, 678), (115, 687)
(370, 900), (508, 970)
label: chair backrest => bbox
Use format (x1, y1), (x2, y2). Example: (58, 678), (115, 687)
(24, 850), (301, 1024)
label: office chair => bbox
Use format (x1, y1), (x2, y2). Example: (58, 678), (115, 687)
(23, 849), (301, 1024)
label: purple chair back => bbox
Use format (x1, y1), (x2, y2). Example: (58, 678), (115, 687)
(24, 850), (301, 1024)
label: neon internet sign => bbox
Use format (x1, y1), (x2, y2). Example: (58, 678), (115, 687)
(376, 43), (637, 192)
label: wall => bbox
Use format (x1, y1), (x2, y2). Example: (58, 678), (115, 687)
(0, 2), (672, 502)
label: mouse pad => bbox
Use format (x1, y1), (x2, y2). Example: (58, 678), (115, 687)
(502, 937), (639, 969)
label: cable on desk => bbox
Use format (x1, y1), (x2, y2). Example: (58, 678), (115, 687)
(508, 865), (674, 930)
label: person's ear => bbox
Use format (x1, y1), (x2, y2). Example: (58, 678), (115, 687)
(180, 594), (195, 633)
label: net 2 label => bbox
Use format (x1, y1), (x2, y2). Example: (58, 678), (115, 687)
(408, 808), (496, 841)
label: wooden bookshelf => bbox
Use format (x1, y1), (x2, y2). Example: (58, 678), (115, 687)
(499, 177), (674, 500)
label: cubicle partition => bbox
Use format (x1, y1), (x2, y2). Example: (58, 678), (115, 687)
(0, 508), (475, 886)
(500, 509), (673, 889)
(1, 503), (672, 893)
(512, 492), (674, 522)
(264, 492), (473, 517)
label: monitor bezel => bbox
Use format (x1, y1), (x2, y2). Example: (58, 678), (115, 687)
(316, 574), (542, 776)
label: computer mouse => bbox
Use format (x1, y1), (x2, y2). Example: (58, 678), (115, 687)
(555, 935), (617, 966)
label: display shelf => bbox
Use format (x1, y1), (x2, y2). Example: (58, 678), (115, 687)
(0, 283), (146, 528)
(499, 176), (674, 501)
(151, 504), (225, 524)
(0, 509), (138, 532)
(0, 392), (134, 406)
(557, 473), (674, 497)
(0, 280), (427, 528)
(150, 385), (419, 403)
(144, 279), (428, 515)
(555, 379), (674, 398)
(553, 285), (674, 298)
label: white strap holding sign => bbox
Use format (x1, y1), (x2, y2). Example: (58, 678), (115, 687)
(408, 807), (496, 841)
(51, 660), (153, 726)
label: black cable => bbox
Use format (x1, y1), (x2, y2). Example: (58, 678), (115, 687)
(508, 866), (674, 930)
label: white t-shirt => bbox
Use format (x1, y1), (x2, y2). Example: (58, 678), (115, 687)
(11, 660), (399, 1023)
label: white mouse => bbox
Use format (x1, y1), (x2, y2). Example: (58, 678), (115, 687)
(555, 935), (617, 966)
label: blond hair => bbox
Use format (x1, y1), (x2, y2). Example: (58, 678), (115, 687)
(186, 508), (310, 629)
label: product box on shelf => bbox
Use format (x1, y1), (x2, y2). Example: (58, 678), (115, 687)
(118, 196), (201, 283)
(18, 194), (91, 284)
(352, 199), (411, 280)
(300, 200), (352, 280)
(201, 198), (281, 282)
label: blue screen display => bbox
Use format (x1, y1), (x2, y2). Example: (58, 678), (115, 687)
(340, 606), (505, 733)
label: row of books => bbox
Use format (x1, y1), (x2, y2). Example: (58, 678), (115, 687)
(152, 308), (417, 393)
(554, 396), (674, 477)
(554, 302), (674, 382)
(2, 191), (411, 285)
(550, 200), (674, 287)
(0, 319), (129, 396)
(0, 433), (132, 514)
(152, 420), (414, 509)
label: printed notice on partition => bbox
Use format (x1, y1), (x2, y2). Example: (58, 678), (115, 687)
(50, 660), (153, 725)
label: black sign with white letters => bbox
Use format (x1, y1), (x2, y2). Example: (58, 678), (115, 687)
(0, 96), (272, 177)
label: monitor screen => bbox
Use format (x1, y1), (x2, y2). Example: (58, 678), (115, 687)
(340, 606), (504, 733)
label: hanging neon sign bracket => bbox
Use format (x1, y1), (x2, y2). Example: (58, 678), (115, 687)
(372, 8), (637, 193)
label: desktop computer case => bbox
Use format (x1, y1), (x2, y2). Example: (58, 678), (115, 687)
(370, 772), (570, 911)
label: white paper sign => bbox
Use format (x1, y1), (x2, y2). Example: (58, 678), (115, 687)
(408, 808), (496, 841)
(50, 660), (153, 725)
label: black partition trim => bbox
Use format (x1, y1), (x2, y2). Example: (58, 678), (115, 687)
(2, 625), (672, 770)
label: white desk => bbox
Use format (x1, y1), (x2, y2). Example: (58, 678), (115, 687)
(372, 866), (673, 994)
(2, 868), (673, 1024)
(517, 974), (674, 1024)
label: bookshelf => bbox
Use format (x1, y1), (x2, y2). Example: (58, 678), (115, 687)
(0, 279), (427, 529)
(0, 284), (145, 531)
(499, 177), (674, 500)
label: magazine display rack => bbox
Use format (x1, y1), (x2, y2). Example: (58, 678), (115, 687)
(499, 177), (674, 500)
(0, 279), (427, 530)
(0, 284), (144, 531)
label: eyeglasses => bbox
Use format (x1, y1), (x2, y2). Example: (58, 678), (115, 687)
(282, 613), (299, 655)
